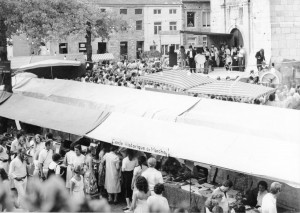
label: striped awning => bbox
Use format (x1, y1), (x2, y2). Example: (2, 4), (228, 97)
(136, 70), (215, 90)
(187, 80), (276, 100)
(86, 53), (114, 62)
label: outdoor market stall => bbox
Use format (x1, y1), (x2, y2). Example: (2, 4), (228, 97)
(11, 77), (200, 122)
(86, 112), (300, 211)
(136, 70), (215, 91)
(187, 80), (276, 100)
(177, 98), (300, 143)
(15, 59), (83, 79)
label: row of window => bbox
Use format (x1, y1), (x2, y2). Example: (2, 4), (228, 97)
(118, 8), (177, 15)
(154, 22), (177, 34)
(187, 11), (210, 27)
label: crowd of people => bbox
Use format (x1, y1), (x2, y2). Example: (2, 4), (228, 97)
(179, 44), (246, 73)
(0, 129), (285, 213)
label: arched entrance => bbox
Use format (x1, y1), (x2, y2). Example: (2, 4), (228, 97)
(230, 28), (244, 48)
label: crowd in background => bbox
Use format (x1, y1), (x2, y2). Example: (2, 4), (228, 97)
(179, 44), (246, 73)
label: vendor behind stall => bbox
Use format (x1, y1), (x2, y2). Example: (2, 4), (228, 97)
(212, 180), (234, 213)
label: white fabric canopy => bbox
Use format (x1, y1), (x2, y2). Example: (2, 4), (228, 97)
(12, 77), (200, 122)
(87, 112), (300, 188)
(17, 59), (81, 72)
(178, 98), (300, 144)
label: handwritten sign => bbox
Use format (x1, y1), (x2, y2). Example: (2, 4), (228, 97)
(112, 138), (169, 156)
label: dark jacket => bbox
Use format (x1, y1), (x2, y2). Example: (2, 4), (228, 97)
(187, 50), (196, 59)
(255, 51), (265, 64)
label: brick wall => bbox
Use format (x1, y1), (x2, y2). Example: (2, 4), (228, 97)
(270, 0), (300, 61)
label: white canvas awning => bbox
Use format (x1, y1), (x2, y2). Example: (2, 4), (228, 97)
(17, 59), (81, 72)
(87, 112), (300, 188)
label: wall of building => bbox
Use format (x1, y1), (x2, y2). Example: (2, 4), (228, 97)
(12, 34), (31, 57)
(270, 0), (300, 62)
(182, 1), (210, 48)
(144, 5), (182, 54)
(210, 0), (272, 69)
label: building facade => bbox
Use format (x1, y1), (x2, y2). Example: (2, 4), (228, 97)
(181, 0), (211, 48)
(210, 0), (300, 67)
(144, 2), (182, 55)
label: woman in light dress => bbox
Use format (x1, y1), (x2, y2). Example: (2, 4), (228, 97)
(70, 165), (85, 200)
(131, 156), (148, 192)
(83, 147), (98, 196)
(30, 134), (45, 178)
(127, 176), (150, 213)
(101, 145), (121, 203)
(64, 146), (75, 189)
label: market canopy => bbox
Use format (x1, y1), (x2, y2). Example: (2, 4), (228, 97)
(17, 59), (81, 72)
(85, 53), (114, 62)
(0, 91), (12, 104)
(12, 77), (200, 121)
(177, 98), (300, 144)
(0, 93), (107, 136)
(87, 112), (300, 188)
(187, 80), (276, 100)
(136, 70), (215, 90)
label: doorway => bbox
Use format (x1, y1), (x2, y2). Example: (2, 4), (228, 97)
(136, 41), (144, 59)
(98, 42), (107, 54)
(120, 41), (128, 60)
(230, 28), (244, 48)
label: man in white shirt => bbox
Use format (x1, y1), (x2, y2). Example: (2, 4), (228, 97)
(38, 140), (53, 179)
(261, 182), (282, 213)
(142, 157), (163, 194)
(9, 147), (28, 209)
(238, 45), (246, 72)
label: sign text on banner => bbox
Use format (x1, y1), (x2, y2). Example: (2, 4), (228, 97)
(112, 138), (169, 156)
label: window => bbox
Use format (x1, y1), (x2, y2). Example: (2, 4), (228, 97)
(202, 11), (211, 27)
(78, 42), (87, 53)
(150, 45), (156, 51)
(120, 9), (127, 14)
(59, 43), (68, 54)
(239, 7), (243, 25)
(154, 22), (162, 34)
(203, 36), (207, 46)
(187, 12), (195, 27)
(136, 20), (142, 30)
(154, 9), (161, 14)
(187, 37), (196, 46)
(100, 8), (106, 12)
(169, 9), (176, 14)
(161, 45), (169, 55)
(135, 9), (142, 14)
(169, 22), (177, 31)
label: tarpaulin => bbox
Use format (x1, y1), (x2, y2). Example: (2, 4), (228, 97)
(87, 112), (300, 188)
(0, 93), (108, 136)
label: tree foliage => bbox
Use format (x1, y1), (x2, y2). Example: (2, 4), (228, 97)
(0, 0), (127, 59)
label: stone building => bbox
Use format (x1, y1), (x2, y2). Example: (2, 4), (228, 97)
(181, 0), (211, 48)
(210, 0), (300, 67)
(143, 0), (182, 55)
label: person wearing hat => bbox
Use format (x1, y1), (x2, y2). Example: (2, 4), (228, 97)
(141, 157), (163, 195)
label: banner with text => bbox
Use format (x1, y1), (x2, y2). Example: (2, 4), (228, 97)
(112, 138), (169, 156)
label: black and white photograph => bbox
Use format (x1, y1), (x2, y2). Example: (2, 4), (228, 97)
(0, 0), (299, 212)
